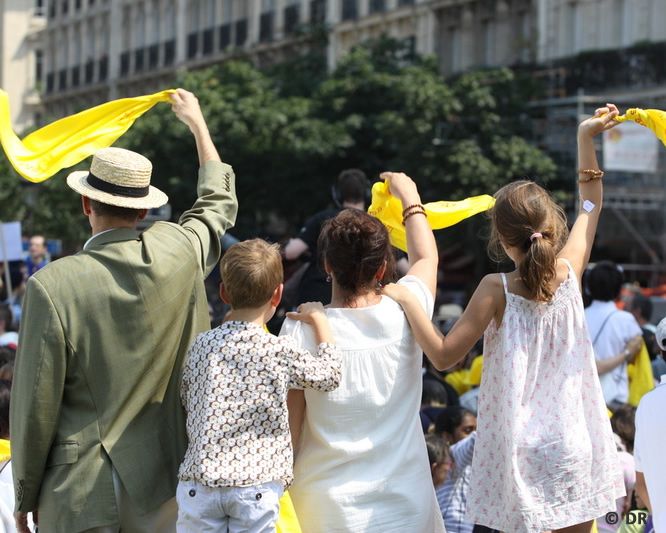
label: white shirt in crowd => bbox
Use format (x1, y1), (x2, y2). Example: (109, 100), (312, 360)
(585, 300), (642, 405)
(634, 375), (666, 533)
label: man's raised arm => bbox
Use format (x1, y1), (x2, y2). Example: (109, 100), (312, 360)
(170, 89), (238, 275)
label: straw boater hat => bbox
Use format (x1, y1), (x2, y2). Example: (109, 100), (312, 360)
(67, 147), (168, 209)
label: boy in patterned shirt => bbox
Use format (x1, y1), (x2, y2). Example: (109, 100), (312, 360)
(177, 239), (341, 532)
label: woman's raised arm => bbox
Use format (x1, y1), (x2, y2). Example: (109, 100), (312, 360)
(380, 172), (438, 297)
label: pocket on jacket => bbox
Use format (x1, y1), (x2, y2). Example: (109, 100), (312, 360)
(46, 441), (79, 467)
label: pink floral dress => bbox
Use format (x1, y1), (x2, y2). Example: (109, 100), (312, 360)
(466, 260), (624, 533)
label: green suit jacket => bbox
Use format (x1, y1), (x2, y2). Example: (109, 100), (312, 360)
(10, 161), (237, 532)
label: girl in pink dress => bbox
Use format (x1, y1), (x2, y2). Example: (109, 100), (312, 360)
(384, 106), (625, 533)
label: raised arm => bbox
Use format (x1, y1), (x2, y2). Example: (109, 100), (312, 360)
(171, 89), (238, 276)
(380, 172), (438, 297)
(383, 274), (500, 371)
(559, 104), (620, 280)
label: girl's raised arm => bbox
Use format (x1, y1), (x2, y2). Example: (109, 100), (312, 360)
(383, 274), (500, 371)
(559, 104), (620, 281)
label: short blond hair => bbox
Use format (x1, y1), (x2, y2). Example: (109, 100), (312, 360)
(220, 239), (283, 309)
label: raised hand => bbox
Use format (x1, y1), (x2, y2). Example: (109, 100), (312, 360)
(379, 172), (420, 205)
(170, 89), (206, 132)
(579, 103), (620, 138)
(381, 282), (413, 305)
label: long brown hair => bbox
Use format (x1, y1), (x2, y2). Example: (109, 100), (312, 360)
(488, 181), (568, 302)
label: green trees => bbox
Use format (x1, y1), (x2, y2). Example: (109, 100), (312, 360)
(2, 38), (559, 245)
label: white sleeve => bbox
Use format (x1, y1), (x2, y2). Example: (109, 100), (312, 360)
(397, 275), (435, 319)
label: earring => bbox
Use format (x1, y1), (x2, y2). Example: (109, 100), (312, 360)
(326, 274), (332, 283)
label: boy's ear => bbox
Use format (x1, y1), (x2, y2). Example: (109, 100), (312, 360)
(271, 284), (284, 307)
(82, 196), (92, 216)
(219, 282), (231, 304)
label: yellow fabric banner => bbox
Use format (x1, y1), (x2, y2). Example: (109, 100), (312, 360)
(627, 341), (655, 407)
(277, 492), (302, 533)
(0, 89), (175, 183)
(0, 439), (10, 462)
(368, 181), (495, 252)
(616, 108), (666, 146)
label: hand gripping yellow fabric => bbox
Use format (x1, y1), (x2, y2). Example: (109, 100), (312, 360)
(615, 108), (666, 146)
(368, 181), (495, 252)
(0, 89), (175, 182)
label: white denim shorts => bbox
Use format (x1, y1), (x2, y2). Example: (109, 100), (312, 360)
(176, 480), (284, 533)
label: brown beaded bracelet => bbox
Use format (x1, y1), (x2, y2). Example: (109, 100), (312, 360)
(401, 204), (425, 217)
(578, 169), (604, 182)
(402, 209), (427, 225)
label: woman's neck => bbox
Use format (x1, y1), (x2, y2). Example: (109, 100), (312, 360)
(329, 284), (382, 309)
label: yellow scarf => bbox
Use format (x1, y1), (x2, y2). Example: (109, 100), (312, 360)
(627, 340), (655, 407)
(368, 181), (495, 252)
(0, 89), (174, 182)
(616, 108), (666, 146)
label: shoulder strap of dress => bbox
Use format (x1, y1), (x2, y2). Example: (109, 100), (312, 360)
(559, 257), (575, 278)
(499, 272), (509, 295)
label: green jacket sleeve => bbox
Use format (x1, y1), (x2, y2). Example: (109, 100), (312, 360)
(10, 276), (67, 512)
(178, 160), (238, 276)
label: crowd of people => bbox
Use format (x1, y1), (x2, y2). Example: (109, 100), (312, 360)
(2, 91), (665, 533)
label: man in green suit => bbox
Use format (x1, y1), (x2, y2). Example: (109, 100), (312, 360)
(10, 89), (238, 533)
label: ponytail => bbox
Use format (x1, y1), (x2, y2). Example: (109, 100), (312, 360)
(520, 234), (557, 302)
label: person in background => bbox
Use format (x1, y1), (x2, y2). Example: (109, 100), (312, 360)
(283, 169), (370, 306)
(0, 306), (17, 350)
(629, 294), (660, 360)
(425, 434), (453, 490)
(433, 407), (477, 533)
(421, 378), (450, 433)
(585, 261), (643, 410)
(633, 317), (666, 533)
(24, 236), (49, 278)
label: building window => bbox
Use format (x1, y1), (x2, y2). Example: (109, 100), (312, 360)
(75, 0), (81, 10)
(135, 49), (144, 72)
(148, 44), (159, 69)
(35, 0), (45, 16)
(46, 72), (55, 93)
(48, 0), (56, 18)
(259, 12), (274, 42)
(284, 3), (299, 34)
(71, 65), (80, 87)
(84, 60), (94, 83)
(187, 32), (198, 58)
(203, 28), (214, 54)
(369, 0), (385, 14)
(61, 0), (68, 16)
(310, 0), (326, 24)
(120, 51), (130, 76)
(58, 69), (67, 90)
(235, 19), (247, 46)
(482, 20), (496, 65)
(219, 24), (231, 49)
(35, 50), (44, 83)
(98, 56), (108, 80)
(341, 0), (357, 21)
(164, 40), (176, 65)
(398, 0), (414, 5)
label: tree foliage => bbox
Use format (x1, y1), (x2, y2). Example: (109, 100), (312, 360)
(0, 37), (559, 246)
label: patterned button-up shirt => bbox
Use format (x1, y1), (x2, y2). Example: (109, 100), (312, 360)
(178, 321), (341, 487)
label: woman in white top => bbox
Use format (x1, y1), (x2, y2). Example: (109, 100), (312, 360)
(282, 173), (445, 532)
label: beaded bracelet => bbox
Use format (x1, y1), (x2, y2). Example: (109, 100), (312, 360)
(578, 169), (604, 182)
(402, 209), (427, 225)
(401, 204), (425, 217)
